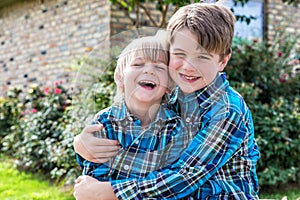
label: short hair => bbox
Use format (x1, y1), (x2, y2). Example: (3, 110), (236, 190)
(167, 3), (235, 60)
(114, 31), (170, 103)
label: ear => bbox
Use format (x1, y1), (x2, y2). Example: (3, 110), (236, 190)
(114, 73), (124, 88)
(218, 53), (231, 71)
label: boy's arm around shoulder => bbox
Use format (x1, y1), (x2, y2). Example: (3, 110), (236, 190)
(73, 107), (120, 163)
(110, 96), (259, 199)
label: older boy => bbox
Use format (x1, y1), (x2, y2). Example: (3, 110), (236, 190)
(74, 3), (260, 200)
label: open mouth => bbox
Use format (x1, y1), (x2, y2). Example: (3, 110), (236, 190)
(138, 80), (157, 90)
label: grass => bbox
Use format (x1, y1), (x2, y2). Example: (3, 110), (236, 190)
(260, 185), (300, 200)
(0, 156), (299, 199)
(0, 158), (74, 200)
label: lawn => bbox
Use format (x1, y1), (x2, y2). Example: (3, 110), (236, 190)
(0, 156), (299, 199)
(0, 157), (74, 200)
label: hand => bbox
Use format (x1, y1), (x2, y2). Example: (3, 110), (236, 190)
(74, 175), (118, 200)
(73, 124), (120, 163)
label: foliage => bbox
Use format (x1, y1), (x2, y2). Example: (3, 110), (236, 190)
(0, 88), (23, 140)
(226, 31), (300, 186)
(1, 82), (77, 182)
(0, 58), (117, 184)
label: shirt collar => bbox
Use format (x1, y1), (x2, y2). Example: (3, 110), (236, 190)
(107, 99), (179, 123)
(169, 72), (228, 109)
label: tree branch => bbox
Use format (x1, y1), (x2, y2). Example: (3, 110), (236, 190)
(139, 3), (158, 27)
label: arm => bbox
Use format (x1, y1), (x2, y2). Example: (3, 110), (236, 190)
(111, 109), (254, 199)
(73, 124), (120, 163)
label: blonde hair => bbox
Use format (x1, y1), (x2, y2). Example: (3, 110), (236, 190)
(113, 31), (170, 103)
(167, 3), (235, 61)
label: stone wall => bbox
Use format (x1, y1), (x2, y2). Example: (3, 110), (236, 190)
(265, 0), (300, 47)
(0, 0), (110, 96)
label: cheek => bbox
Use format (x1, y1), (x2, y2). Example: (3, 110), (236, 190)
(169, 56), (181, 70)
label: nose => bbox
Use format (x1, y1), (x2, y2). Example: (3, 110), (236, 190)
(181, 58), (195, 72)
(143, 63), (156, 75)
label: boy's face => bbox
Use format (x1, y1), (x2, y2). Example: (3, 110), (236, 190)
(122, 52), (169, 105)
(169, 28), (229, 95)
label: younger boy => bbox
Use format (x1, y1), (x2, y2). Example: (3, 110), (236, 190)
(76, 33), (190, 187)
(74, 3), (260, 200)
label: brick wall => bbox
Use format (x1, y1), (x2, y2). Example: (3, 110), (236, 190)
(265, 0), (300, 47)
(0, 0), (299, 97)
(0, 0), (110, 96)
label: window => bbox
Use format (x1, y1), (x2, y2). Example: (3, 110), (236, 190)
(221, 0), (264, 39)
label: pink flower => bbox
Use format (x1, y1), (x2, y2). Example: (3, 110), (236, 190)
(44, 87), (50, 95)
(32, 108), (38, 113)
(54, 81), (59, 86)
(54, 88), (62, 94)
(59, 80), (63, 84)
(277, 52), (283, 57)
(279, 73), (289, 83)
(20, 111), (25, 115)
(294, 59), (299, 65)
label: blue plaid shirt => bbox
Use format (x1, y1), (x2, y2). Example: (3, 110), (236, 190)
(76, 101), (188, 181)
(111, 73), (260, 199)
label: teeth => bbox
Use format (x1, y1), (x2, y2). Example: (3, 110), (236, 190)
(138, 80), (157, 88)
(181, 74), (199, 80)
(139, 80), (156, 85)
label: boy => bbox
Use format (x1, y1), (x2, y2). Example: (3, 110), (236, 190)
(76, 33), (190, 187)
(74, 3), (260, 200)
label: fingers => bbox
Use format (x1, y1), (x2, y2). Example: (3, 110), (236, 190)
(75, 175), (83, 184)
(83, 124), (103, 134)
(94, 138), (120, 146)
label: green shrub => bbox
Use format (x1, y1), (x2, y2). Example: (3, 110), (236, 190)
(2, 83), (74, 178)
(0, 88), (23, 139)
(226, 33), (300, 187)
(1, 57), (117, 184)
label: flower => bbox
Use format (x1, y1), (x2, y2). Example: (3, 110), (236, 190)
(277, 52), (283, 57)
(44, 87), (50, 95)
(54, 88), (62, 94)
(279, 73), (289, 83)
(32, 108), (38, 113)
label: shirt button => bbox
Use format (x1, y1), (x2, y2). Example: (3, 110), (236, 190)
(128, 116), (133, 121)
(124, 165), (129, 170)
(186, 117), (191, 123)
(135, 140), (139, 145)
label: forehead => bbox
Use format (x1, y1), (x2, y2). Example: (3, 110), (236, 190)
(131, 49), (168, 63)
(170, 29), (209, 55)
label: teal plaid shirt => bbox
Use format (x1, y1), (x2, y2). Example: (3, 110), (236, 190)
(76, 101), (188, 181)
(111, 73), (260, 199)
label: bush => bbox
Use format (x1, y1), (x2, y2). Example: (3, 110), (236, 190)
(226, 33), (300, 187)
(0, 88), (23, 139)
(0, 58), (117, 184)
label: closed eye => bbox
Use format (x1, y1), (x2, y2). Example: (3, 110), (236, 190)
(198, 55), (211, 60)
(172, 52), (186, 57)
(155, 64), (167, 70)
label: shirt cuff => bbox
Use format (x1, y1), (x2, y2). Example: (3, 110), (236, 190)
(111, 179), (144, 200)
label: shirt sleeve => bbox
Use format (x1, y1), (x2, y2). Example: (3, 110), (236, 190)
(111, 109), (250, 199)
(77, 114), (116, 181)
